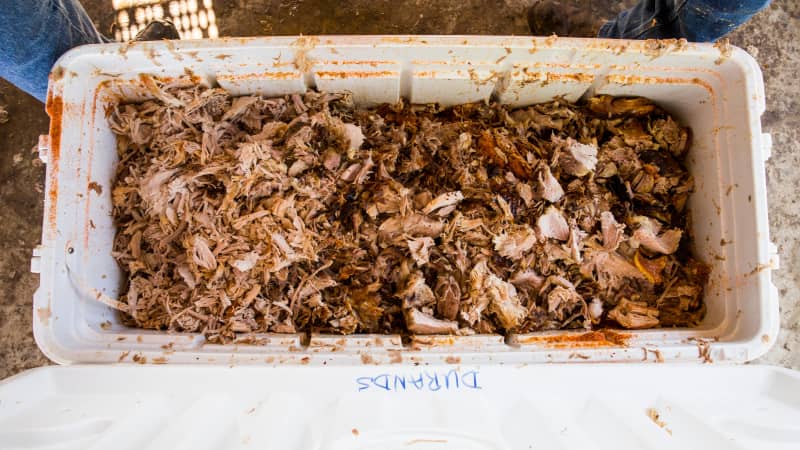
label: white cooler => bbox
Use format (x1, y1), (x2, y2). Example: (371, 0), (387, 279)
(1, 36), (793, 449)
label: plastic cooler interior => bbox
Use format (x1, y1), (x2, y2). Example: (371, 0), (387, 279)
(31, 36), (779, 365)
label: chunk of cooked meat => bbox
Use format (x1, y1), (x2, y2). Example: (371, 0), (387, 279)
(435, 275), (461, 321)
(630, 215), (683, 255)
(405, 307), (459, 334)
(422, 191), (464, 216)
(493, 225), (538, 260)
(608, 298), (660, 329)
(398, 271), (436, 309)
(407, 237), (435, 266)
(463, 260), (494, 327)
(554, 137), (598, 177)
(109, 82), (707, 340)
(587, 95), (656, 117)
(541, 276), (586, 323)
(379, 213), (444, 244)
(537, 206), (570, 241)
(599, 211), (625, 251)
(535, 164), (564, 202)
(485, 272), (527, 331)
(633, 250), (667, 284)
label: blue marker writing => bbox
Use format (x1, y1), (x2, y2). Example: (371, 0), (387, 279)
(443, 369), (460, 389)
(356, 376), (371, 392)
(373, 374), (391, 391)
(394, 374), (407, 391)
(410, 373), (425, 390)
(426, 371), (442, 391)
(461, 370), (481, 389)
(355, 369), (481, 392)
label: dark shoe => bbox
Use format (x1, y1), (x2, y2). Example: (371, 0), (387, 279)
(527, 0), (605, 38)
(135, 19), (180, 41)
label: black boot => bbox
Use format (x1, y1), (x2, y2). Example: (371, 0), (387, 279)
(135, 19), (180, 41)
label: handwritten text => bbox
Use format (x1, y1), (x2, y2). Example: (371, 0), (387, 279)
(356, 369), (481, 392)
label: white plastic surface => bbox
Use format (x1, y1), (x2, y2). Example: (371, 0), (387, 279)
(2, 364), (799, 449)
(34, 36), (778, 365)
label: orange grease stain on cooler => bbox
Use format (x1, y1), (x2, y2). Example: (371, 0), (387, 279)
(517, 330), (631, 348)
(544, 72), (594, 83)
(36, 301), (52, 325)
(388, 350), (402, 364)
(219, 72), (300, 81)
(605, 74), (714, 93)
(45, 93), (64, 239)
(412, 336), (456, 346)
(316, 60), (392, 67)
(445, 356), (461, 364)
(315, 70), (396, 79)
(514, 71), (595, 84)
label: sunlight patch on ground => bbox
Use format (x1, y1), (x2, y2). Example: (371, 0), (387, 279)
(111, 0), (218, 41)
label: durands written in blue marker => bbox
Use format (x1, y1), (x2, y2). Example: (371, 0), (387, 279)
(356, 369), (481, 392)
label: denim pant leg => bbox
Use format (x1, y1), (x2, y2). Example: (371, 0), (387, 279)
(0, 0), (106, 103)
(599, 0), (772, 42)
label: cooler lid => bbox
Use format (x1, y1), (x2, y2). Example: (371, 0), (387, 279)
(1, 364), (798, 449)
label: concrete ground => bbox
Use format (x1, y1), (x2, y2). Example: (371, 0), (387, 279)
(0, 0), (797, 378)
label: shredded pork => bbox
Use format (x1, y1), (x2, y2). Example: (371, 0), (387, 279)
(110, 81), (708, 342)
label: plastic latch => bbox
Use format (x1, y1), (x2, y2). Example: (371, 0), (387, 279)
(769, 241), (780, 271)
(31, 245), (44, 274)
(37, 135), (50, 164)
(761, 133), (772, 162)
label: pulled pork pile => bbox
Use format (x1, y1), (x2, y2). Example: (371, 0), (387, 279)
(110, 82), (708, 342)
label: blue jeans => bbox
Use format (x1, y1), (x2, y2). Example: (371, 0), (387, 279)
(0, 0), (106, 103)
(0, 0), (773, 103)
(599, 0), (772, 41)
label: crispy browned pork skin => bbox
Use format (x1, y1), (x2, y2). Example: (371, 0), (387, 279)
(109, 80), (708, 342)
